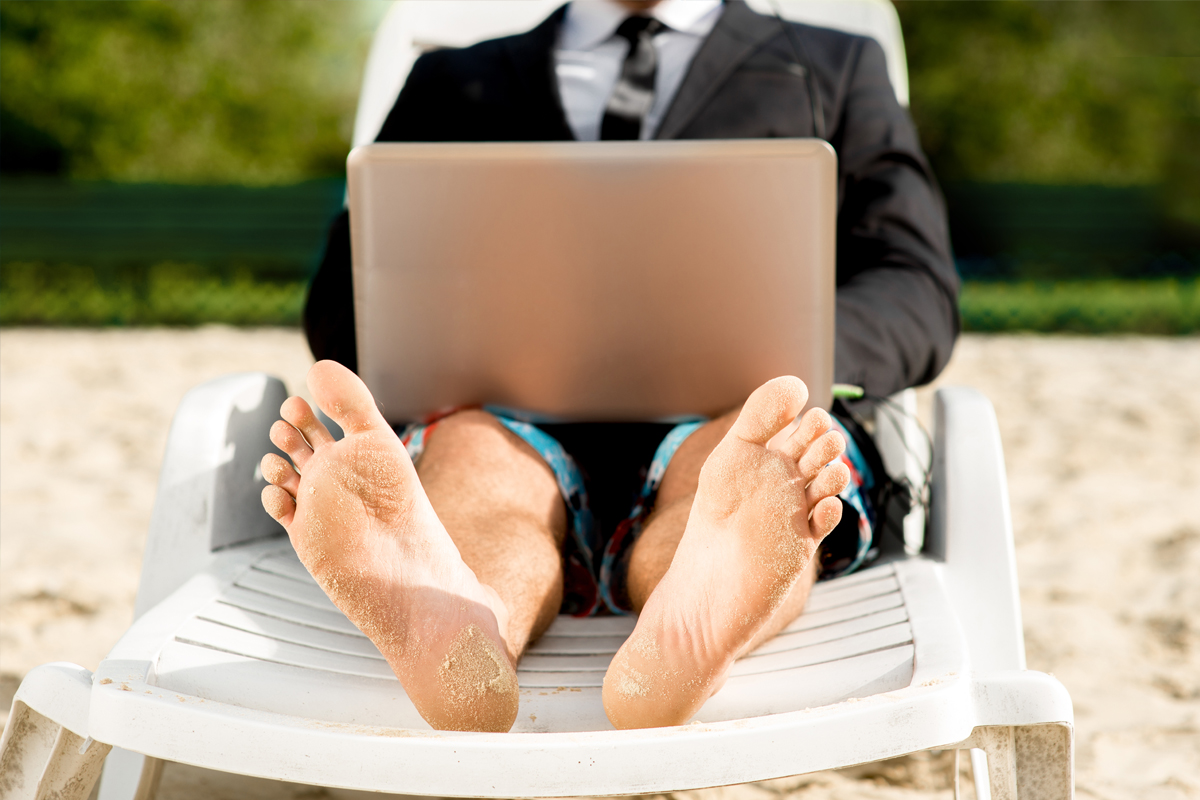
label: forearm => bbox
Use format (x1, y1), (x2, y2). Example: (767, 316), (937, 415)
(834, 266), (959, 397)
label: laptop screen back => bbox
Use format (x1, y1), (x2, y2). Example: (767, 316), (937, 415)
(348, 139), (836, 423)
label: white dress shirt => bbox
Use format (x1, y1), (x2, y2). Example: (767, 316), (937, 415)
(555, 0), (724, 141)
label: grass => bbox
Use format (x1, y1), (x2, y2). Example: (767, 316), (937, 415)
(2, 262), (1197, 334)
(960, 279), (1199, 334)
(0, 262), (306, 326)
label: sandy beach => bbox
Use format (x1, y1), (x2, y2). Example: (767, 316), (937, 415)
(1, 328), (1197, 798)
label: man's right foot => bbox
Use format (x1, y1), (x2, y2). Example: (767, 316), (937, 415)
(260, 360), (519, 732)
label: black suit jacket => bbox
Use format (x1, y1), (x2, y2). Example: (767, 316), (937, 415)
(306, 1), (959, 399)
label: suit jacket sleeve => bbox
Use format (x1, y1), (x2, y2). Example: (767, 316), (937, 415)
(828, 36), (960, 397)
(304, 206), (355, 370)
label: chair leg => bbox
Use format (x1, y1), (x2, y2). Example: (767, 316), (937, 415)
(0, 700), (112, 800)
(957, 724), (1074, 800)
(1014, 723), (1074, 799)
(968, 749), (991, 800)
(973, 726), (1019, 800)
(96, 748), (164, 800)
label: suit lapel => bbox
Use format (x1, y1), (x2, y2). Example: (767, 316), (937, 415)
(655, 1), (781, 140)
(502, 4), (575, 140)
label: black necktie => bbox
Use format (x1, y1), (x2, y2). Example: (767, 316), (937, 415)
(600, 16), (665, 141)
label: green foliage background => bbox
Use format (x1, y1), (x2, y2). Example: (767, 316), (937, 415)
(0, 0), (387, 183)
(5, 0), (1197, 194)
(895, 0), (1200, 229)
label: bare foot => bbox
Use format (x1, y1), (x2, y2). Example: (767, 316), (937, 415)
(259, 360), (519, 732)
(602, 376), (850, 729)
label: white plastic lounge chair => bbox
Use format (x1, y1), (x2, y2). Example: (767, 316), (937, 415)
(0, 3), (1074, 799)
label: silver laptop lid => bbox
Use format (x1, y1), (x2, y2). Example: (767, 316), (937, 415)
(348, 139), (836, 423)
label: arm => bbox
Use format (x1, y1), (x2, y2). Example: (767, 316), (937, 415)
(827, 36), (960, 396)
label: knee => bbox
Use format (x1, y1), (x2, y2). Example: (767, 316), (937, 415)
(422, 410), (556, 491)
(423, 409), (517, 467)
(420, 410), (562, 515)
(656, 413), (737, 504)
(433, 408), (508, 441)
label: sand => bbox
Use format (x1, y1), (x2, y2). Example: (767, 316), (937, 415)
(1, 328), (1197, 799)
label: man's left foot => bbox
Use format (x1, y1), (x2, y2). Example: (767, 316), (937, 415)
(602, 377), (850, 729)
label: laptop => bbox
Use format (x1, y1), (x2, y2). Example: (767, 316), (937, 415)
(347, 139), (836, 423)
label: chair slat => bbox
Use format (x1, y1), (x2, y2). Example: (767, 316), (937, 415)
(526, 635), (629, 655)
(174, 618), (396, 680)
(808, 562), (895, 595)
(518, 654), (612, 673)
(697, 644), (915, 723)
(540, 615), (638, 637)
(252, 551), (314, 583)
(779, 591), (905, 634)
(217, 586), (363, 637)
(728, 623), (912, 677)
(235, 568), (341, 613)
(154, 639), (429, 729)
(749, 605), (909, 655)
(803, 575), (900, 612)
(514, 670), (605, 689)
(196, 601), (385, 660)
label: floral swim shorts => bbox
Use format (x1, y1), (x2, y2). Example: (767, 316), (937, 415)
(399, 407), (877, 617)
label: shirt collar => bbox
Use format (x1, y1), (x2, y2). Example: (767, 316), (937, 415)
(560, 0), (724, 51)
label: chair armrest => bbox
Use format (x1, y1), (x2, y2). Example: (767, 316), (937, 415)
(927, 386), (1026, 672)
(133, 373), (288, 618)
(4, 662), (96, 739)
(0, 663), (112, 800)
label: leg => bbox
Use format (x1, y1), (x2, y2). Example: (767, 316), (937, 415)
(414, 409), (567, 661)
(259, 361), (563, 732)
(604, 377), (850, 729)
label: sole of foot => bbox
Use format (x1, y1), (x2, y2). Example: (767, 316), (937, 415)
(602, 376), (850, 729)
(259, 360), (519, 732)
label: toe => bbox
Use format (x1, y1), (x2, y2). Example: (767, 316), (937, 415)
(261, 485), (296, 527)
(271, 419), (313, 469)
(261, 453), (300, 496)
(281, 396), (335, 449)
(805, 461), (850, 510)
(809, 495), (843, 538)
(778, 407), (832, 462)
(798, 429), (846, 482)
(307, 360), (390, 435)
(731, 376), (809, 444)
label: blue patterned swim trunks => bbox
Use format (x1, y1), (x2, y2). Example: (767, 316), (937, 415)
(399, 408), (877, 616)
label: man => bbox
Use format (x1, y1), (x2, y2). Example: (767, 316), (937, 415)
(263, 0), (957, 733)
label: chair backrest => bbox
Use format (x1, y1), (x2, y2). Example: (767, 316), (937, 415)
(351, 0), (909, 148)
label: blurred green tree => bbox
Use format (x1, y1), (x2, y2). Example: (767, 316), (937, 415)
(896, 0), (1200, 229)
(0, 0), (386, 184)
(5, 0), (1195, 204)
